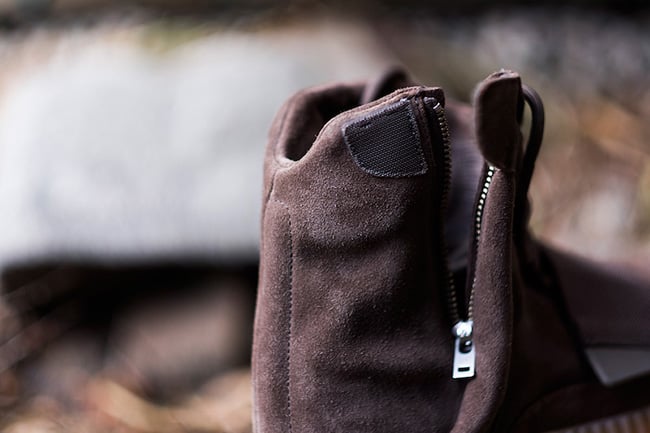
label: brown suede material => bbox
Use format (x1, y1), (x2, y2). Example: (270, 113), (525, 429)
(254, 83), (463, 433)
(254, 69), (650, 433)
(450, 74), (523, 433)
(485, 75), (650, 430)
(253, 199), (294, 433)
(494, 241), (650, 433)
(449, 71), (650, 432)
(493, 239), (591, 433)
(469, 73), (650, 432)
(543, 247), (650, 347)
(262, 82), (366, 212)
(495, 243), (650, 433)
(510, 376), (650, 433)
(473, 71), (522, 172)
(451, 169), (515, 433)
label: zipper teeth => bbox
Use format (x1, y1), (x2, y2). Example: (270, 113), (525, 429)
(432, 102), (459, 325)
(467, 165), (496, 320)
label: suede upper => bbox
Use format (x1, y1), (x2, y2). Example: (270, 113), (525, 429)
(254, 84), (465, 433)
(252, 70), (650, 433)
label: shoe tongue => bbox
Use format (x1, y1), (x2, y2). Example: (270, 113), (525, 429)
(473, 70), (524, 171)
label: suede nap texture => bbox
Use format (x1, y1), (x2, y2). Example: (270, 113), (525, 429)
(253, 82), (464, 433)
(253, 69), (650, 433)
(450, 73), (522, 433)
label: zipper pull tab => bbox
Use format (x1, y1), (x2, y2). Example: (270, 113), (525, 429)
(452, 320), (476, 379)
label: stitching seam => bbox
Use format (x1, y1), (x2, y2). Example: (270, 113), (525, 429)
(277, 199), (294, 433)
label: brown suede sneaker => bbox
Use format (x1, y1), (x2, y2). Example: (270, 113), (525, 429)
(252, 69), (650, 433)
(252, 76), (466, 433)
(471, 73), (650, 433)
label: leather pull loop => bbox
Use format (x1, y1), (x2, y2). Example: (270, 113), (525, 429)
(514, 85), (545, 244)
(519, 85), (545, 202)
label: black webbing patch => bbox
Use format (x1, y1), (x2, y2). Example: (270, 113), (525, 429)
(342, 99), (427, 178)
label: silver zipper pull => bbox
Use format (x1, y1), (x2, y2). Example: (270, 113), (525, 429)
(452, 320), (475, 379)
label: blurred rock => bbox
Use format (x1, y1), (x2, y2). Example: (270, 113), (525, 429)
(0, 10), (647, 267)
(0, 17), (393, 267)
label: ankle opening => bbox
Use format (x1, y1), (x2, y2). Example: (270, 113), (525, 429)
(279, 84), (363, 162)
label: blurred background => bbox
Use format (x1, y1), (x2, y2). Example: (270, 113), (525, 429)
(0, 1), (648, 431)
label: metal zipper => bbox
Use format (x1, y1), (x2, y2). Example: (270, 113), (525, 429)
(430, 102), (459, 325)
(451, 165), (495, 379)
(430, 102), (470, 379)
(442, 85), (541, 380)
(432, 100), (495, 380)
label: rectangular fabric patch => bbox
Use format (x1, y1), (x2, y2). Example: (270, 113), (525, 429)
(342, 99), (428, 178)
